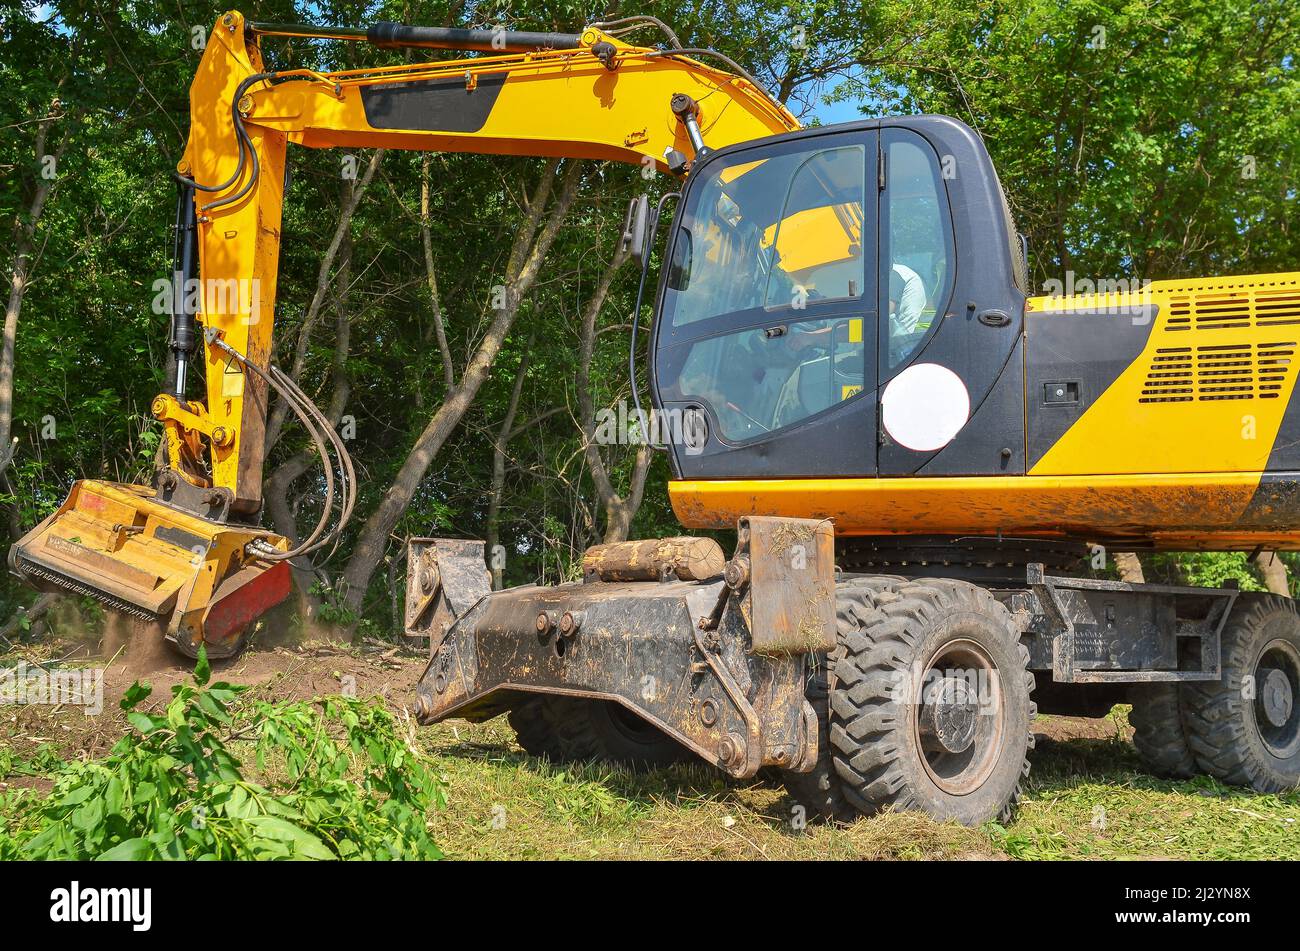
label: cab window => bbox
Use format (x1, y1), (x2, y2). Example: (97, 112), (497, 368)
(658, 138), (869, 442)
(665, 145), (865, 329)
(881, 130), (954, 372)
(672, 316), (868, 443)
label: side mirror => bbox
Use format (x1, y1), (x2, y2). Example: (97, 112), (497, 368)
(621, 194), (651, 267)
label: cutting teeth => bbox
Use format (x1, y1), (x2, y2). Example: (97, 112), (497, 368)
(13, 557), (162, 621)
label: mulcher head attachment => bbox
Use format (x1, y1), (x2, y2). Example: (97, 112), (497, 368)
(9, 479), (291, 657)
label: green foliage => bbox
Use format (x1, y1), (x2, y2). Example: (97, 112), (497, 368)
(1155, 552), (1266, 592)
(0, 648), (445, 860)
(0, 741), (62, 779)
(2, 0), (1298, 629)
(875, 0), (1300, 285)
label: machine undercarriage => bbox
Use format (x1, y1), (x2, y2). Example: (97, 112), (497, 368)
(410, 518), (1300, 823)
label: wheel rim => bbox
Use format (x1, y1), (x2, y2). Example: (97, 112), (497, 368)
(1253, 638), (1300, 760)
(911, 638), (1005, 795)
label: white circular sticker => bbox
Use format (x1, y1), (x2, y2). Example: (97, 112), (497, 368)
(881, 363), (970, 452)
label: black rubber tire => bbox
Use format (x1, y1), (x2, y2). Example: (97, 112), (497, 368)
(780, 660), (855, 821)
(1129, 684), (1198, 779)
(816, 576), (1035, 826)
(508, 694), (694, 768)
(782, 577), (902, 821)
(507, 695), (566, 759)
(1181, 594), (1300, 793)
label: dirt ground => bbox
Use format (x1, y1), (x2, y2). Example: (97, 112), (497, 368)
(7, 629), (1298, 861)
(0, 627), (1126, 769)
(0, 628), (427, 766)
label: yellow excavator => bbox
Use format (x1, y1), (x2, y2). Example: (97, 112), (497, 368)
(11, 12), (1300, 824)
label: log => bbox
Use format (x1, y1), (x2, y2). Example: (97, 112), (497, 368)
(582, 537), (726, 582)
(0, 591), (59, 644)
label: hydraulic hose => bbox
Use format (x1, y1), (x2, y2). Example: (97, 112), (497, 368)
(171, 72), (278, 212)
(207, 335), (356, 560)
(270, 364), (357, 556)
(591, 15), (684, 49)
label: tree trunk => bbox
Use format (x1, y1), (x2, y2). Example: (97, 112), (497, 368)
(338, 160), (583, 622)
(264, 149), (385, 454)
(0, 592), (59, 645)
(262, 171), (365, 642)
(421, 154), (455, 388)
(574, 244), (652, 544)
(1253, 550), (1290, 596)
(1114, 552), (1145, 584)
(486, 403), (563, 589)
(485, 341), (533, 588)
(0, 102), (73, 481)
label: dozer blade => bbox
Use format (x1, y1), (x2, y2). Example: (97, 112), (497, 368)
(8, 479), (291, 658)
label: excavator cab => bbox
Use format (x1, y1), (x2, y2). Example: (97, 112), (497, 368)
(659, 113), (1300, 550)
(653, 116), (1028, 486)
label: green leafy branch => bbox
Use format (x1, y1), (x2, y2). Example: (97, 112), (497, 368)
(0, 648), (445, 860)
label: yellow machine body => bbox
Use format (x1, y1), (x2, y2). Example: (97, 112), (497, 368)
(671, 271), (1300, 549)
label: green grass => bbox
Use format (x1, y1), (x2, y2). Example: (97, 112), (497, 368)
(3, 669), (1297, 859)
(414, 711), (1300, 861)
(1005, 733), (1300, 860)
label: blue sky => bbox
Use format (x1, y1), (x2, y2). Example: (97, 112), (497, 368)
(810, 97), (870, 126)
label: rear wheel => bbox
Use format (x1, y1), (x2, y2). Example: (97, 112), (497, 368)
(785, 577), (1035, 826)
(1129, 684), (1197, 779)
(508, 695), (566, 759)
(508, 694), (694, 768)
(1182, 595), (1300, 792)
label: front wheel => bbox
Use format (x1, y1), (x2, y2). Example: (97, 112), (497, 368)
(789, 577), (1035, 826)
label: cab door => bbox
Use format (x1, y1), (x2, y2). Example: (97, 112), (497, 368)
(874, 121), (1027, 476)
(653, 126), (880, 479)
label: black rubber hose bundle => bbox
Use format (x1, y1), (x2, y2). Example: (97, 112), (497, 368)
(209, 336), (356, 562)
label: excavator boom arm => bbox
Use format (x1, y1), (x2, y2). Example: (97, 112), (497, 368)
(175, 11), (797, 515)
(9, 10), (797, 657)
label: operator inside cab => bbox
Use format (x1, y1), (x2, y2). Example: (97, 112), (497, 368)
(889, 263), (926, 336)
